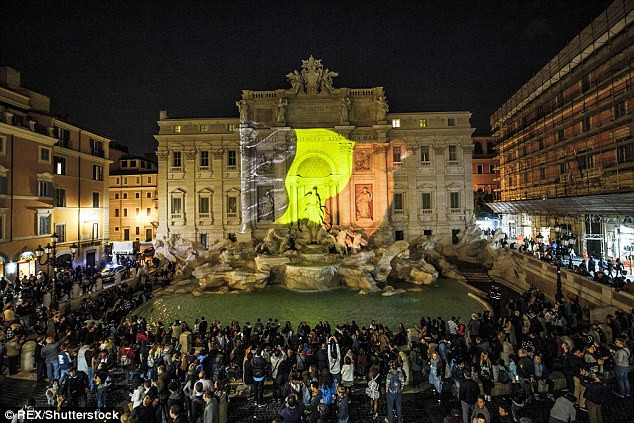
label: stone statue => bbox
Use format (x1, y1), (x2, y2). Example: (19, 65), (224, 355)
(355, 151), (371, 171)
(335, 229), (349, 256)
(236, 100), (249, 123)
(350, 231), (367, 254)
(257, 153), (271, 173)
(320, 68), (338, 93)
(274, 229), (291, 254)
(374, 96), (389, 122)
(256, 228), (279, 255)
(275, 98), (287, 124)
(286, 70), (303, 94)
(258, 190), (275, 221)
(302, 186), (324, 224)
(356, 186), (373, 220)
(340, 97), (351, 122)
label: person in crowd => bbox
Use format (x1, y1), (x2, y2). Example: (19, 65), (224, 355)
(459, 370), (479, 423)
(549, 393), (576, 423)
(470, 395), (491, 423)
(366, 365), (381, 420)
(385, 360), (405, 423)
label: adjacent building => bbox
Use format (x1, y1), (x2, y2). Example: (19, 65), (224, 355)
(472, 135), (498, 196)
(109, 155), (158, 244)
(156, 57), (475, 246)
(0, 66), (111, 278)
(489, 0), (634, 259)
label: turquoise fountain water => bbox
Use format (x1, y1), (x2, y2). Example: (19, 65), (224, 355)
(134, 278), (482, 328)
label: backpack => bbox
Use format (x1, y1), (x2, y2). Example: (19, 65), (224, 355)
(388, 371), (403, 394)
(319, 385), (334, 405)
(497, 366), (511, 384)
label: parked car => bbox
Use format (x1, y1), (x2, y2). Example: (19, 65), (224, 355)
(100, 265), (127, 283)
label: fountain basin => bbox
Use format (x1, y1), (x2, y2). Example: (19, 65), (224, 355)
(284, 262), (340, 291)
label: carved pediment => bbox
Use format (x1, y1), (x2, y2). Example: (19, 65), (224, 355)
(286, 56), (338, 95)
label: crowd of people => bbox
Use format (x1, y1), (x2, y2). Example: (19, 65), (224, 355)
(1, 253), (633, 423)
(514, 237), (631, 291)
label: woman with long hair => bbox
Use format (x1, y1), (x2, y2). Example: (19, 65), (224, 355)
(365, 365), (381, 420)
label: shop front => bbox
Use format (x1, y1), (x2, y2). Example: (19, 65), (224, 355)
(17, 251), (36, 278)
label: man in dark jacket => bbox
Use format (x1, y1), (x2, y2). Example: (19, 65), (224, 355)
(459, 370), (480, 423)
(582, 372), (607, 423)
(132, 394), (159, 423)
(278, 394), (304, 423)
(62, 368), (88, 407)
(251, 349), (267, 407)
(317, 343), (329, 376)
(156, 365), (172, 421)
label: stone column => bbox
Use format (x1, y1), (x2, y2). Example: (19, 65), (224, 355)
(20, 341), (36, 372)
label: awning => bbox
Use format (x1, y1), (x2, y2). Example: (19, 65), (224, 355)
(487, 192), (634, 216)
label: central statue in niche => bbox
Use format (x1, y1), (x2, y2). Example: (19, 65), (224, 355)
(303, 186), (325, 224)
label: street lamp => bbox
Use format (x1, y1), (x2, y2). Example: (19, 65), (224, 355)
(35, 233), (78, 310)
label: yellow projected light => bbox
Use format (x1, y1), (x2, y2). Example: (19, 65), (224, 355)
(275, 128), (355, 225)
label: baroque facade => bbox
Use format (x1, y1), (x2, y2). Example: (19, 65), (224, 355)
(155, 58), (474, 245)
(490, 0), (634, 259)
(0, 67), (111, 277)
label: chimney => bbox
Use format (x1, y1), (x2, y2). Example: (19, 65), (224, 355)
(159, 110), (169, 120)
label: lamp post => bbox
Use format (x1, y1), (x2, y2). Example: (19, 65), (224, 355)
(35, 234), (78, 310)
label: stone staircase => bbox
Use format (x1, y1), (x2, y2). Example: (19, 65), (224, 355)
(462, 271), (497, 286)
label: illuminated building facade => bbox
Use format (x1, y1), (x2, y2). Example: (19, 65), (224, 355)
(155, 58), (474, 246)
(472, 135), (499, 196)
(0, 67), (111, 277)
(490, 0), (634, 259)
(109, 156), (158, 243)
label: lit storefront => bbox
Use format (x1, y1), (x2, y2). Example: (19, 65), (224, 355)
(17, 251), (36, 278)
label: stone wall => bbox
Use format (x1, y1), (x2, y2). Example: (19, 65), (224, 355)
(491, 249), (634, 312)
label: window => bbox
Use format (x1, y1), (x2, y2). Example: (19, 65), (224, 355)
(171, 197), (182, 217)
(123, 208), (128, 217)
(490, 164), (495, 174)
(115, 208), (119, 217)
(92, 223), (99, 239)
(135, 226), (140, 235)
(146, 207), (151, 216)
(55, 224), (66, 242)
(392, 146), (402, 163)
(538, 138), (545, 149)
(200, 151), (209, 168)
(540, 167), (546, 180)
(477, 164), (483, 174)
(146, 228), (153, 242)
(121, 161), (128, 168)
(136, 208), (140, 216)
(227, 196), (238, 217)
(448, 145), (458, 162)
(521, 146), (527, 157)
(136, 177), (140, 184)
(448, 118), (456, 126)
(146, 192), (152, 198)
(421, 193), (432, 210)
(419, 119), (427, 128)
(0, 175), (7, 195)
(395, 230), (404, 241)
(172, 151), (182, 168)
(115, 177), (120, 185)
(474, 142), (483, 154)
(423, 229), (432, 236)
(39, 146), (51, 163)
(228, 124), (236, 132)
(227, 150), (237, 170)
(123, 192), (128, 199)
(0, 136), (5, 156)
(114, 226), (119, 232)
(523, 172), (528, 184)
(135, 192), (140, 199)
(114, 193), (119, 199)
(130, 160), (137, 168)
(123, 228), (130, 240)
(56, 127), (70, 148)
(556, 92), (564, 108)
(420, 146), (430, 163)
(199, 196), (210, 215)
(38, 181), (53, 197)
(92, 192), (100, 208)
(147, 176), (152, 184)
(560, 161), (567, 175)
(200, 124), (208, 132)
(617, 145), (633, 164)
(174, 125), (181, 133)
(392, 119), (401, 128)
(582, 116), (591, 133)
(487, 142), (495, 154)
(614, 101), (627, 119)
(393, 193), (404, 214)
(507, 176), (512, 187)
(54, 188), (66, 207)
(450, 192), (460, 209)
(537, 105), (544, 118)
(92, 165), (103, 181)
(578, 152), (595, 170)
(38, 213), (51, 235)
(90, 139), (104, 157)
(123, 177), (128, 185)
(200, 233), (209, 249)
(54, 156), (66, 175)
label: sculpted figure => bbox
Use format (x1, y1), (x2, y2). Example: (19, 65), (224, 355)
(335, 229), (349, 256)
(275, 98), (287, 124)
(356, 186), (373, 220)
(236, 100), (249, 123)
(302, 186), (324, 224)
(374, 96), (389, 121)
(286, 70), (303, 94)
(340, 97), (351, 122)
(258, 190), (274, 221)
(320, 68), (338, 93)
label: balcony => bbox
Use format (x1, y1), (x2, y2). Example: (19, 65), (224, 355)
(198, 166), (210, 172)
(449, 208), (462, 214)
(420, 209), (433, 214)
(420, 161), (432, 167)
(392, 209), (405, 215)
(226, 165), (237, 171)
(392, 161), (402, 169)
(170, 167), (183, 173)
(171, 213), (182, 219)
(198, 213), (210, 219)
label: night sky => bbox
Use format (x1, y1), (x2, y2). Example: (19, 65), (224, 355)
(0, 0), (613, 154)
